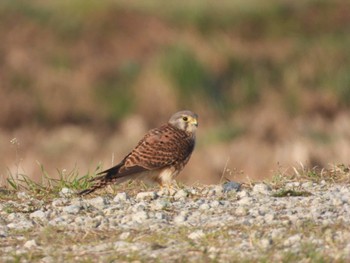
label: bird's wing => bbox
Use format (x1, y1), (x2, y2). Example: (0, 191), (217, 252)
(119, 124), (194, 173)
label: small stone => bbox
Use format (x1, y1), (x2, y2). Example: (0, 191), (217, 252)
(48, 216), (69, 227)
(136, 191), (157, 200)
(199, 203), (210, 210)
(17, 192), (30, 200)
(237, 197), (252, 205)
(157, 188), (176, 196)
(30, 210), (47, 221)
(63, 204), (81, 215)
(213, 185), (224, 195)
(264, 213), (275, 223)
(260, 238), (272, 249)
(223, 181), (241, 193)
(24, 240), (37, 249)
(154, 212), (165, 220)
(174, 189), (189, 200)
(0, 226), (8, 237)
(210, 200), (220, 208)
(52, 198), (69, 207)
(7, 220), (34, 230)
(253, 184), (271, 195)
(286, 182), (300, 188)
(74, 216), (85, 225)
(132, 211), (149, 223)
(119, 232), (130, 240)
(302, 182), (313, 188)
(332, 197), (344, 206)
(174, 212), (188, 224)
(237, 190), (250, 198)
(283, 234), (301, 247)
(85, 197), (108, 208)
(113, 192), (129, 202)
(132, 202), (147, 212)
(41, 256), (54, 263)
(188, 230), (205, 240)
(235, 207), (248, 216)
(59, 188), (73, 197)
(151, 199), (169, 210)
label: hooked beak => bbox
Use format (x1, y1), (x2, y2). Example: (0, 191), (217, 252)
(191, 118), (198, 127)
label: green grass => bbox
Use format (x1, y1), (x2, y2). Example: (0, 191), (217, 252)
(272, 189), (312, 198)
(4, 164), (94, 200)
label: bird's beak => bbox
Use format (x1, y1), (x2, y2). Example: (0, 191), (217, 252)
(191, 118), (198, 127)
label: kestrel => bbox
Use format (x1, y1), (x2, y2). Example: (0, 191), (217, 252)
(79, 110), (198, 196)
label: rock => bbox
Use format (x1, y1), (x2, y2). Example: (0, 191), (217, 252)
(223, 181), (241, 193)
(62, 204), (81, 215)
(302, 182), (313, 188)
(113, 192), (129, 203)
(30, 210), (47, 221)
(210, 200), (220, 208)
(59, 188), (74, 197)
(7, 220), (34, 230)
(85, 197), (108, 208)
(151, 199), (169, 211)
(0, 226), (8, 237)
(132, 211), (149, 223)
(264, 213), (275, 223)
(119, 232), (130, 240)
(136, 191), (157, 200)
(48, 216), (69, 227)
(237, 190), (250, 198)
(260, 238), (273, 249)
(235, 207), (248, 216)
(252, 184), (271, 195)
(237, 197), (252, 205)
(157, 188), (177, 196)
(174, 212), (188, 224)
(283, 234), (301, 247)
(188, 230), (205, 240)
(17, 192), (30, 200)
(199, 203), (210, 210)
(24, 239), (37, 249)
(52, 198), (70, 207)
(174, 189), (189, 200)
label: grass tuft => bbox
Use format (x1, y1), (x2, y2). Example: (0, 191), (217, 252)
(272, 189), (312, 198)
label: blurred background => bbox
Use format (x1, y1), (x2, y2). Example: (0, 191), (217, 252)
(1, 0), (350, 186)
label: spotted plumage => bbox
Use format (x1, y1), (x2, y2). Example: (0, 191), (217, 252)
(79, 110), (198, 196)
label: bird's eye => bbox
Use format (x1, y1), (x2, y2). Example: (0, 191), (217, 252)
(182, 116), (188, 121)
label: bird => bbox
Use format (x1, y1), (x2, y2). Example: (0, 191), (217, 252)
(78, 110), (198, 196)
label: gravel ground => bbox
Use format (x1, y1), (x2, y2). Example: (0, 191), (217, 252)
(1, 181), (350, 262)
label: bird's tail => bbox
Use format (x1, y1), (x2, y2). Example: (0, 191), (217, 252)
(78, 166), (121, 196)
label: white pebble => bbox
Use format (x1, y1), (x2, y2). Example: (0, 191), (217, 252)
(119, 232), (130, 240)
(253, 184), (271, 195)
(85, 197), (108, 208)
(188, 230), (205, 240)
(132, 211), (149, 223)
(24, 239), (37, 249)
(59, 188), (73, 197)
(136, 191), (157, 200)
(113, 192), (129, 202)
(174, 189), (188, 200)
(30, 210), (47, 221)
(63, 205), (81, 215)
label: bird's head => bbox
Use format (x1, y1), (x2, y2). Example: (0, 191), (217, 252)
(168, 110), (198, 134)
